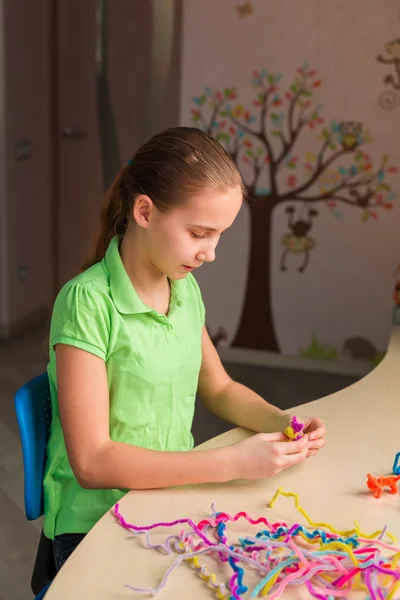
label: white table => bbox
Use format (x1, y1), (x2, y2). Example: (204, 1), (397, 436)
(45, 328), (400, 599)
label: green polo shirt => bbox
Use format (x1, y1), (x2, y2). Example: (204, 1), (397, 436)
(43, 235), (205, 539)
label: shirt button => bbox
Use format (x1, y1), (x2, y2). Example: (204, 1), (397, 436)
(166, 325), (172, 332)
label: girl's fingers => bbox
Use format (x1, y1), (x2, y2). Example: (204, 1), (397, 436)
(282, 434), (309, 455)
(306, 421), (326, 440)
(283, 444), (309, 466)
(308, 436), (326, 450)
(306, 449), (319, 458)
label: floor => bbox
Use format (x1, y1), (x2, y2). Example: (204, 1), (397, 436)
(0, 320), (360, 599)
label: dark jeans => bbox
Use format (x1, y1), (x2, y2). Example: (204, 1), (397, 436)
(53, 533), (86, 571)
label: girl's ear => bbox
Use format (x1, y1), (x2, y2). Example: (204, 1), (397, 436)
(133, 195), (154, 229)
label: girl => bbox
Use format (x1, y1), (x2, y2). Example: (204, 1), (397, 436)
(44, 127), (326, 571)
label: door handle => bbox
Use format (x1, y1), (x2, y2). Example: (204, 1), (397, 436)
(61, 127), (87, 139)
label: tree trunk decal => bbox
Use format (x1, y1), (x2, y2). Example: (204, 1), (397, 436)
(191, 64), (398, 352)
(232, 197), (277, 349)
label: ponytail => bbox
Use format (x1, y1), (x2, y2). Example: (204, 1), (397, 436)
(82, 165), (131, 271)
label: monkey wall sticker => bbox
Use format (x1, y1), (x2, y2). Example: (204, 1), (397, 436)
(376, 39), (400, 110)
(280, 206), (318, 273)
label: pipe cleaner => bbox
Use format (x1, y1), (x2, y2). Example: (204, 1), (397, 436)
(366, 474), (400, 499)
(113, 487), (400, 599)
(393, 452), (400, 475)
(268, 487), (397, 542)
(283, 415), (305, 441)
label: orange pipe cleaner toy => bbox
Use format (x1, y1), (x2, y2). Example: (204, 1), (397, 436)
(366, 473), (400, 498)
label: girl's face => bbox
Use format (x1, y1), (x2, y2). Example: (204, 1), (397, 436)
(147, 186), (243, 280)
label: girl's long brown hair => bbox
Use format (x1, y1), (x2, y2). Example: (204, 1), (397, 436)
(82, 126), (243, 271)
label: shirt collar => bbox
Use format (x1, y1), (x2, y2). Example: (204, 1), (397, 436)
(104, 236), (186, 315)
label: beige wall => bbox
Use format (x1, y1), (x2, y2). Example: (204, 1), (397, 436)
(181, 0), (400, 365)
(0, 0), (52, 336)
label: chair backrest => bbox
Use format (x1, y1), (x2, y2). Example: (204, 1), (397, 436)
(14, 372), (51, 521)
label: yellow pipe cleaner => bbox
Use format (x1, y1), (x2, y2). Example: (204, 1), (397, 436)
(185, 549), (228, 598)
(383, 551), (400, 589)
(388, 578), (400, 600)
(268, 488), (396, 542)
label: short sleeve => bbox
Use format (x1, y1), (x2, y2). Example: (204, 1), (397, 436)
(50, 282), (110, 361)
(187, 273), (206, 326)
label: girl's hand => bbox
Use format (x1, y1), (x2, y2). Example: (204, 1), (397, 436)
(230, 432), (309, 480)
(290, 415), (326, 458)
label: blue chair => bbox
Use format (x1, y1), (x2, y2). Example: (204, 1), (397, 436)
(15, 372), (56, 598)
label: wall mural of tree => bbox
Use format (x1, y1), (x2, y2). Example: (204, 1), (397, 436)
(191, 63), (398, 352)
